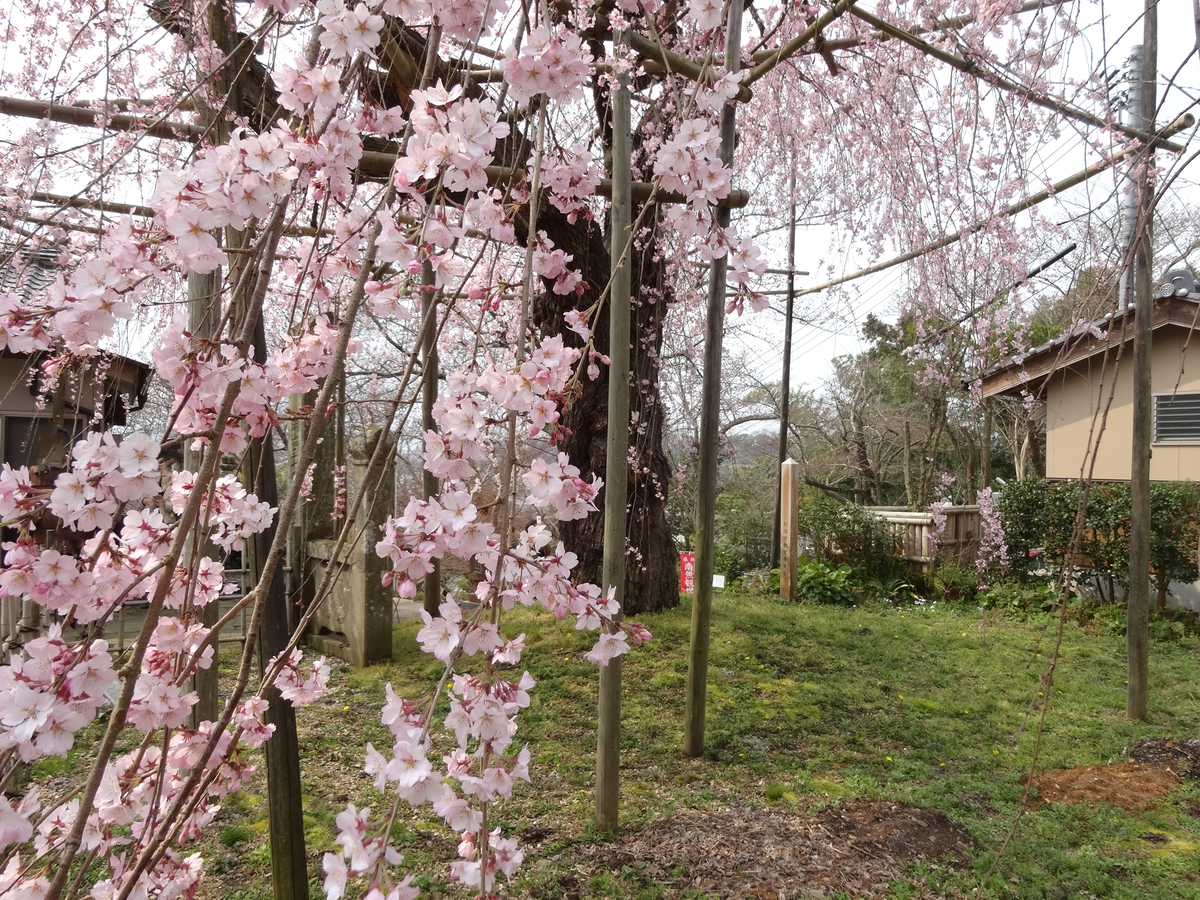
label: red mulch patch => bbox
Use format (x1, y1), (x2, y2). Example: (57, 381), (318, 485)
(584, 801), (973, 899)
(1034, 761), (1178, 811)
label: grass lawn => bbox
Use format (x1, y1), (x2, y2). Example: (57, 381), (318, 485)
(90, 593), (1200, 898)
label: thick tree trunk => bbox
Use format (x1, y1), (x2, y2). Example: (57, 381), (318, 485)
(524, 201), (679, 615)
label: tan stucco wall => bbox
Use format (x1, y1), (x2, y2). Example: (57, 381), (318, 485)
(1044, 326), (1200, 481)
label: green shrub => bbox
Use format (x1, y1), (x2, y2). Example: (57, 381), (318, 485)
(857, 571), (924, 604)
(796, 494), (896, 576)
(932, 561), (979, 604)
(978, 580), (1057, 613)
(220, 825), (254, 847)
(792, 560), (855, 606)
(996, 478), (1200, 601)
(713, 539), (747, 583)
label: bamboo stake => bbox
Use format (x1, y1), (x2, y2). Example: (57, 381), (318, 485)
(750, 0), (1072, 62)
(596, 32), (632, 833)
(743, 0), (856, 87)
(421, 259), (441, 617)
(685, 0), (743, 760)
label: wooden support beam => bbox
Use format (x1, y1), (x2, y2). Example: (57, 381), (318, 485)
(743, 0), (856, 87)
(847, 5), (1184, 153)
(625, 31), (753, 103)
(0, 95), (201, 142)
(794, 112), (1195, 299)
(29, 191), (155, 218)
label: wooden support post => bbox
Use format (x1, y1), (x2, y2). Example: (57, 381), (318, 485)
(251, 311), (310, 900)
(770, 167), (797, 571)
(596, 35), (632, 833)
(779, 459), (800, 601)
(185, 268), (221, 730)
(1128, 8), (1156, 722)
(421, 260), (441, 616)
(684, 0), (742, 759)
(184, 0), (238, 728)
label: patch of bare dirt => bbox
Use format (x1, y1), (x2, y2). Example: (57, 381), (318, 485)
(585, 801), (972, 899)
(1129, 737), (1200, 779)
(1035, 762), (1178, 811)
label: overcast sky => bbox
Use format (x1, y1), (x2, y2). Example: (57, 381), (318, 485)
(734, 0), (1200, 402)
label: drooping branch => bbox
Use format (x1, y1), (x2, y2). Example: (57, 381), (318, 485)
(795, 112), (1195, 299)
(848, 5), (1184, 153)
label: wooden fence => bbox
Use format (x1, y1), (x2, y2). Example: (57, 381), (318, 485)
(868, 505), (981, 572)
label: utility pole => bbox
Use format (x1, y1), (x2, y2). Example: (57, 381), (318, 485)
(1118, 45), (1143, 310)
(770, 165), (797, 570)
(596, 32), (632, 832)
(684, 0), (743, 758)
(1128, 8), (1156, 721)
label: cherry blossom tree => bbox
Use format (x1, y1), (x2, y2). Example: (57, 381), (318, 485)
(0, 0), (1169, 896)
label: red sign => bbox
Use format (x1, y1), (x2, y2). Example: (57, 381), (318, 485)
(679, 552), (696, 594)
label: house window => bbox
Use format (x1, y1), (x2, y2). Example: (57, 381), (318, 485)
(1154, 393), (1200, 443)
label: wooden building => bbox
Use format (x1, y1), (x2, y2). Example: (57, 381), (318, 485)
(980, 269), (1200, 482)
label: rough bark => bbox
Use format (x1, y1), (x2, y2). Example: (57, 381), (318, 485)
(523, 200), (680, 614)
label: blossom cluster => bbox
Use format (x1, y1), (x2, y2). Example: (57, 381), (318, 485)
(0, 219), (152, 358)
(169, 472), (275, 553)
(540, 143), (602, 222)
(47, 431), (162, 533)
(653, 118), (731, 206)
(504, 25), (593, 105)
(976, 487), (1009, 576)
(153, 310), (349, 454)
(394, 82), (510, 194)
(151, 127), (299, 273)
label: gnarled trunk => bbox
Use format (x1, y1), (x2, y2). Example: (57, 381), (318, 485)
(523, 199), (679, 615)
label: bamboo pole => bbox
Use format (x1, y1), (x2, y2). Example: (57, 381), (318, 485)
(684, 0), (742, 760)
(595, 35), (632, 832)
(749, 0), (1073, 62)
(742, 0), (856, 87)
(847, 5), (1183, 153)
(624, 31), (752, 102)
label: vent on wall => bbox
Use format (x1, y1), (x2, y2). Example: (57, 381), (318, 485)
(1155, 392), (1200, 443)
